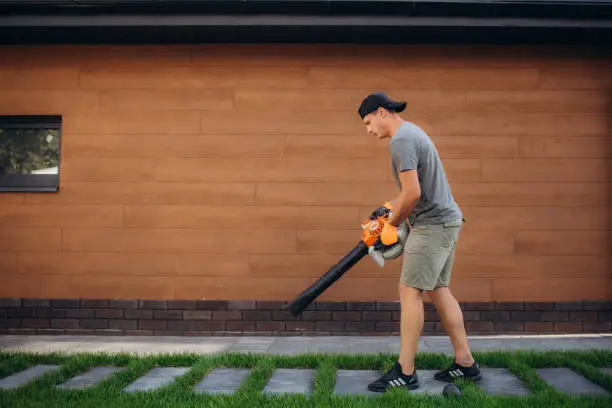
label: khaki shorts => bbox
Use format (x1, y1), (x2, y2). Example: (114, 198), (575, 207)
(400, 219), (463, 291)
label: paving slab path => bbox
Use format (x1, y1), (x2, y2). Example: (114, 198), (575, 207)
(536, 367), (609, 396)
(124, 367), (190, 393)
(1, 364), (611, 397)
(334, 370), (380, 396)
(0, 365), (60, 390)
(194, 368), (250, 394)
(1, 334), (610, 356)
(263, 368), (316, 395)
(57, 366), (126, 390)
(1, 334), (611, 398)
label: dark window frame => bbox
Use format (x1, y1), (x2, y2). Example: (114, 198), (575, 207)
(0, 115), (63, 193)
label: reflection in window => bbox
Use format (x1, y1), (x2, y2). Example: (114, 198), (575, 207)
(0, 115), (62, 192)
(0, 128), (60, 175)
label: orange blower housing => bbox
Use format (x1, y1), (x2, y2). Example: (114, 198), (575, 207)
(360, 201), (394, 247)
(361, 217), (386, 246)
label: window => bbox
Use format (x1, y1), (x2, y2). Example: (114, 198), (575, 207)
(0, 115), (62, 192)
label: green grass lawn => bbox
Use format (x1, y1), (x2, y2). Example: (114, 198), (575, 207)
(1, 349), (611, 407)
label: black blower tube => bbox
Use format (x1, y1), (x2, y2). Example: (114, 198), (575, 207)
(285, 240), (370, 317)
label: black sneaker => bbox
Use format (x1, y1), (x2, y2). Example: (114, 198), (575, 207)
(434, 360), (481, 383)
(367, 361), (419, 392)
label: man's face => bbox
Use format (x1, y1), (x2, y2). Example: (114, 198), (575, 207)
(363, 108), (390, 140)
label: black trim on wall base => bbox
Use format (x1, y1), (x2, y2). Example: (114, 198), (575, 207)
(1, 299), (610, 336)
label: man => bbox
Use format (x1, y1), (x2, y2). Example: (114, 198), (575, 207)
(357, 92), (481, 392)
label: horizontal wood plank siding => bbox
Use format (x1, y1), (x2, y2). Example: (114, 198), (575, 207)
(0, 44), (609, 303)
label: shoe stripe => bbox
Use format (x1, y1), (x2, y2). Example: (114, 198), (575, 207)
(382, 375), (415, 388)
(451, 369), (464, 377)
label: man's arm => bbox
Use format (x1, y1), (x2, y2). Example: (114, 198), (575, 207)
(384, 135), (421, 228)
(388, 169), (420, 227)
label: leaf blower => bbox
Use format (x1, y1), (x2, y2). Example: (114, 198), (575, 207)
(285, 202), (409, 317)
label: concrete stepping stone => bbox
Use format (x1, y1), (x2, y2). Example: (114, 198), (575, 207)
(0, 365), (61, 389)
(334, 370), (380, 396)
(263, 368), (315, 395)
(332, 369), (451, 396)
(58, 366), (126, 390)
(124, 367), (189, 393)
(536, 368), (609, 396)
(411, 370), (446, 395)
(477, 368), (532, 396)
(194, 368), (250, 394)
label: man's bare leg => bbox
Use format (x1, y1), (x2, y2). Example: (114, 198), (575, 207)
(427, 287), (474, 366)
(398, 284), (424, 375)
(367, 283), (422, 392)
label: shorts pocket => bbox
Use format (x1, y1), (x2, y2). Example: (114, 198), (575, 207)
(443, 219), (463, 228)
(404, 225), (455, 253)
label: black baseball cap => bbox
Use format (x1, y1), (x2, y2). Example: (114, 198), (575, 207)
(358, 92), (407, 119)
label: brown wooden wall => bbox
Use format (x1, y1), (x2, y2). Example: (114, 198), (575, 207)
(0, 44), (610, 303)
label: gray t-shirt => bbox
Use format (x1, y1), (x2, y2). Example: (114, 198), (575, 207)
(389, 121), (462, 226)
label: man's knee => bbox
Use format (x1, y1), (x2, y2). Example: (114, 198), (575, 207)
(399, 283), (424, 300)
(425, 286), (450, 302)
